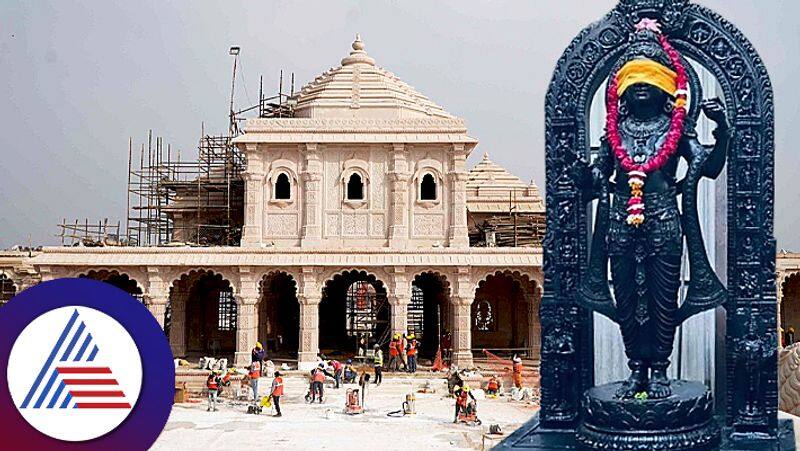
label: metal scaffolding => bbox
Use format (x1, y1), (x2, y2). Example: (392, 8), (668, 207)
(56, 46), (297, 247)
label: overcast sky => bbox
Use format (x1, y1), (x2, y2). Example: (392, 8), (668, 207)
(1, 1), (797, 250)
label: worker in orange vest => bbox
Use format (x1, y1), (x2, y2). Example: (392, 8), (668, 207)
(248, 360), (262, 402)
(388, 334), (400, 372)
(270, 371), (284, 417)
(396, 335), (407, 371)
(486, 374), (500, 395)
(512, 355), (523, 389)
(311, 363), (326, 403)
(206, 370), (221, 412)
(407, 334), (419, 373)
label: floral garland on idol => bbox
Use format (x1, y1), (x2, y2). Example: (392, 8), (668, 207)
(606, 18), (688, 227)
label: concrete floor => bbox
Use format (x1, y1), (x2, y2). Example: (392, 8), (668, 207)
(151, 375), (537, 450)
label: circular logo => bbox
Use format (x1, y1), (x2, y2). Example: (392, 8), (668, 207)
(0, 278), (174, 450)
(8, 306), (143, 441)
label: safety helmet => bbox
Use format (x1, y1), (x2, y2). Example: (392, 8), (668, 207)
(255, 342), (263, 349)
(374, 343), (380, 349)
(408, 334), (415, 340)
(463, 385), (470, 391)
(346, 359), (352, 364)
(453, 385), (461, 392)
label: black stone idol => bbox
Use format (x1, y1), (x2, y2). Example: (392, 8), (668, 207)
(497, 1), (793, 449)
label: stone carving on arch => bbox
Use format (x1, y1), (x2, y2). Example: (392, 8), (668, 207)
(539, 0), (776, 434)
(169, 268), (239, 295)
(76, 267), (147, 292)
(257, 268), (302, 294)
(0, 269), (21, 291)
(319, 267), (390, 292)
(410, 269), (452, 297)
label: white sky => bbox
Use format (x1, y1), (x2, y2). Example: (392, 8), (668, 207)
(1, 0), (797, 249)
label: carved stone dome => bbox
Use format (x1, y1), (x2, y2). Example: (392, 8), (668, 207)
(292, 34), (455, 120)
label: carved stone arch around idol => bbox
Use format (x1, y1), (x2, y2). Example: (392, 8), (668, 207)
(541, 0), (775, 430)
(267, 159), (298, 204)
(341, 158), (370, 205)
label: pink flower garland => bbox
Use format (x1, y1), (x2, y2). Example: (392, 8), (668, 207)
(606, 29), (688, 227)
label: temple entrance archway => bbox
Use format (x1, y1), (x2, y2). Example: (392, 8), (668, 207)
(408, 272), (451, 360)
(782, 273), (800, 346)
(168, 270), (236, 359)
(79, 269), (143, 301)
(472, 271), (538, 359)
(320, 270), (389, 358)
(258, 271), (299, 359)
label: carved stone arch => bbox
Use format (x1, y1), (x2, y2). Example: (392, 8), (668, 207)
(320, 267), (390, 291)
(540, 0), (775, 432)
(169, 268), (238, 295)
(78, 268), (145, 297)
(409, 268), (452, 292)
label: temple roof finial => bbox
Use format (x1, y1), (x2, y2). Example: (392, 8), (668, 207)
(342, 33), (375, 66)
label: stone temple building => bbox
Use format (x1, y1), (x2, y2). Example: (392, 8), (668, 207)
(0, 37), (545, 369)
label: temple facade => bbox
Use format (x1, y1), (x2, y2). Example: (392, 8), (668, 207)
(1, 37), (545, 369)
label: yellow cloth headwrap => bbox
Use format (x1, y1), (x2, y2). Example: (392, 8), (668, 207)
(616, 58), (677, 97)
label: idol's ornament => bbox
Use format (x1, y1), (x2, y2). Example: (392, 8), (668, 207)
(498, 0), (790, 450)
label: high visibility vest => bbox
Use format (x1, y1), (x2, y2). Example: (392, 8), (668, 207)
(272, 376), (284, 396)
(249, 362), (261, 379)
(207, 376), (219, 390)
(487, 379), (499, 391)
(513, 361), (523, 374)
(313, 369), (325, 383)
(374, 350), (383, 366)
(407, 341), (417, 356)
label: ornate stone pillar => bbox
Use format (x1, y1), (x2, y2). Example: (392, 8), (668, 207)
(297, 267), (321, 369)
(451, 267), (474, 367)
(388, 143), (411, 248)
(300, 143), (323, 247)
(170, 290), (187, 357)
(242, 143), (265, 247)
(388, 266), (411, 335)
(145, 267), (170, 331)
(234, 267), (260, 367)
(447, 144), (469, 248)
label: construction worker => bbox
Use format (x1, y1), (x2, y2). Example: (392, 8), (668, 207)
(206, 370), (222, 412)
(311, 363), (326, 403)
(512, 354), (523, 389)
(373, 344), (383, 386)
(453, 385), (476, 423)
(270, 371), (284, 417)
(399, 334), (408, 371)
(329, 359), (343, 388)
(388, 334), (400, 372)
(248, 360), (262, 401)
(486, 374), (500, 396)
(344, 359), (357, 383)
(252, 341), (266, 364)
(406, 334), (418, 373)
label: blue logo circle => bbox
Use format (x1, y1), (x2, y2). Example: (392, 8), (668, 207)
(0, 278), (174, 450)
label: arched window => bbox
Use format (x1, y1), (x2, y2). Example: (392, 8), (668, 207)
(420, 173), (437, 200)
(0, 274), (16, 307)
(275, 173), (291, 200)
(347, 173), (364, 200)
(473, 299), (495, 332)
